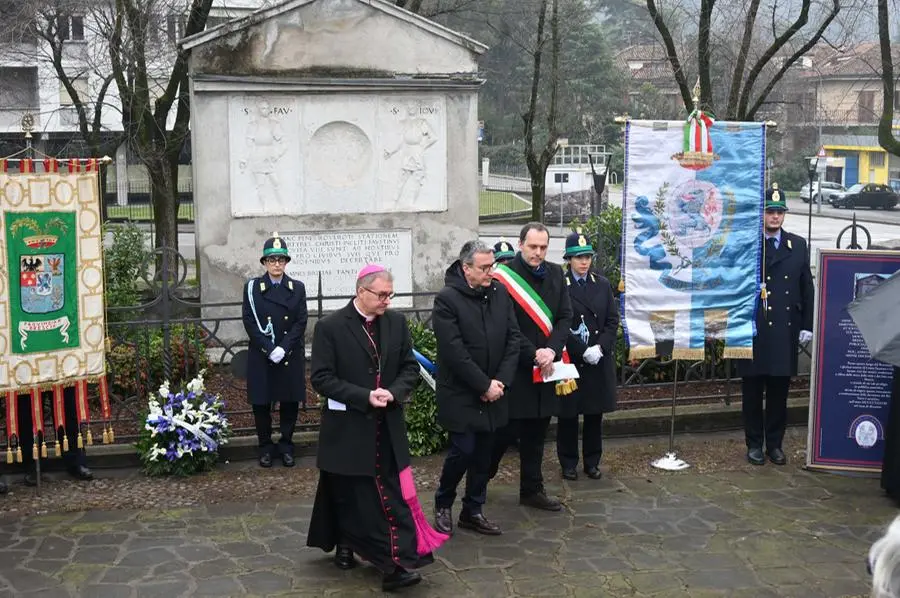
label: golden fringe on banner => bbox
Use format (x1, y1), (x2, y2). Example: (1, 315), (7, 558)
(672, 348), (706, 360)
(723, 346), (754, 360)
(629, 346), (658, 360)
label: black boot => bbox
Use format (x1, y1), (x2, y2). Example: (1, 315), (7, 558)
(382, 567), (421, 592)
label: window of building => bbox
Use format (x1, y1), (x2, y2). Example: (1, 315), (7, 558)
(871, 152), (886, 167)
(554, 173), (569, 184)
(858, 90), (876, 123)
(57, 15), (85, 41)
(0, 67), (38, 108)
(59, 77), (89, 106)
(894, 89), (900, 112)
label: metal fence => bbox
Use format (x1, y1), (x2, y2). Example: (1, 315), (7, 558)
(1, 247), (810, 446)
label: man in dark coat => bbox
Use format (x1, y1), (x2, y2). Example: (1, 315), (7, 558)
(307, 265), (447, 592)
(558, 231), (619, 481)
(737, 183), (814, 466)
(489, 222), (573, 512)
(242, 234), (308, 468)
(432, 240), (520, 536)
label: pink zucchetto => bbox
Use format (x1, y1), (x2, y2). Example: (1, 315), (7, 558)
(357, 264), (387, 280)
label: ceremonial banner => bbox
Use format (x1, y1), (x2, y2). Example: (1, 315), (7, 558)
(621, 120), (765, 360)
(0, 166), (106, 393)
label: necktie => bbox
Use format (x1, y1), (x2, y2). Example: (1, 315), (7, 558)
(578, 278), (586, 287)
(767, 237), (777, 252)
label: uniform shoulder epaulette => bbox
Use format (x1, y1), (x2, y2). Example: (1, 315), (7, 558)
(287, 279), (294, 291)
(257, 277), (266, 292)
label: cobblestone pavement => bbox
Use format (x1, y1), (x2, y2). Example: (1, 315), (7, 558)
(0, 440), (895, 597)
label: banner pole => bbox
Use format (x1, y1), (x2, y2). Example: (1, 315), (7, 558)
(651, 359), (690, 471)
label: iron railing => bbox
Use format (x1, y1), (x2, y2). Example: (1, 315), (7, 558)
(2, 248), (810, 446)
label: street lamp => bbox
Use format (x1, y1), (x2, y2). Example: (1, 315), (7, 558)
(807, 156), (819, 250)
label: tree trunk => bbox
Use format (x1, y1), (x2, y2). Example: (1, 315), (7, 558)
(877, 0), (900, 156)
(530, 177), (545, 221)
(149, 158), (180, 252)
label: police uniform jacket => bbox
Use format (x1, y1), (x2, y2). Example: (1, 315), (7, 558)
(242, 273), (308, 406)
(432, 261), (521, 434)
(737, 229), (814, 378)
(310, 301), (420, 477)
(559, 271), (619, 418)
(503, 254), (573, 420)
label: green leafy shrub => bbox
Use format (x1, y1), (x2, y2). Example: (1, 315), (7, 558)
(405, 321), (448, 457)
(107, 325), (210, 398)
(103, 221), (150, 316)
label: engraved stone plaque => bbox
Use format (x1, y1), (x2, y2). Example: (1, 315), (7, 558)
(281, 230), (413, 309)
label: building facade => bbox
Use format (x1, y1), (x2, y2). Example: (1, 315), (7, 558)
(0, 0), (265, 202)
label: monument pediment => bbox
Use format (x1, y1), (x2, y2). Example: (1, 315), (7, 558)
(181, 0), (487, 78)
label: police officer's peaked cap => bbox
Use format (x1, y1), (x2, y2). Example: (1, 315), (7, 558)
(260, 234), (291, 264)
(765, 182), (788, 212)
(563, 230), (594, 259)
(493, 240), (515, 262)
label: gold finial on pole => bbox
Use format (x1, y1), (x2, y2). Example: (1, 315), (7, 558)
(691, 77), (701, 111)
(614, 113), (630, 123)
(21, 113), (34, 140)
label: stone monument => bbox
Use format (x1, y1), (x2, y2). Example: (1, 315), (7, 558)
(181, 0), (486, 315)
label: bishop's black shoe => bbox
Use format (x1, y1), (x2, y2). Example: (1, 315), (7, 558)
(382, 567), (421, 592)
(334, 545), (356, 570)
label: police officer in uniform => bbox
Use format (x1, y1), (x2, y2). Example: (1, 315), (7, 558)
(242, 235), (308, 468)
(493, 241), (515, 266)
(558, 232), (619, 480)
(737, 183), (814, 466)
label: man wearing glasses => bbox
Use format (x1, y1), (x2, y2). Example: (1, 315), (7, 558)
(241, 234), (308, 468)
(432, 240), (521, 536)
(307, 264), (447, 592)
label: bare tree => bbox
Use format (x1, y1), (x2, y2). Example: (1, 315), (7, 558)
(648, 0), (841, 120)
(107, 0), (212, 252)
(523, 0), (561, 221)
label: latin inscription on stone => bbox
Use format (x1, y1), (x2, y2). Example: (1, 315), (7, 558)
(281, 230), (413, 309)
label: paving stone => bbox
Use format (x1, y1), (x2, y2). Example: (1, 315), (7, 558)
(681, 567), (763, 591)
(135, 580), (190, 598)
(237, 570), (293, 594)
(78, 584), (133, 598)
(190, 576), (244, 597)
(6, 569), (61, 593)
(70, 546), (119, 565)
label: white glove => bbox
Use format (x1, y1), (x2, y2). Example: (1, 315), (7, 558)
(799, 330), (813, 345)
(269, 346), (286, 363)
(583, 345), (603, 365)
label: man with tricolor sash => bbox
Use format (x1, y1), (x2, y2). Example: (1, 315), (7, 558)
(489, 222), (573, 512)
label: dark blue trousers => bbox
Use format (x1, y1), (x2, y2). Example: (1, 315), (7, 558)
(434, 430), (494, 515)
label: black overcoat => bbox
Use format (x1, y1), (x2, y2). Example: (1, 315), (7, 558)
(310, 301), (420, 477)
(558, 271), (619, 418)
(737, 230), (814, 378)
(501, 255), (573, 420)
(432, 261), (521, 433)
(241, 273), (308, 406)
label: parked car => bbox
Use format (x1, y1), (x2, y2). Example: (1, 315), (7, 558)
(798, 181), (846, 204)
(832, 183), (899, 210)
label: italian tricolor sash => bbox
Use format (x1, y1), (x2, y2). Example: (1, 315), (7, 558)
(493, 264), (553, 337)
